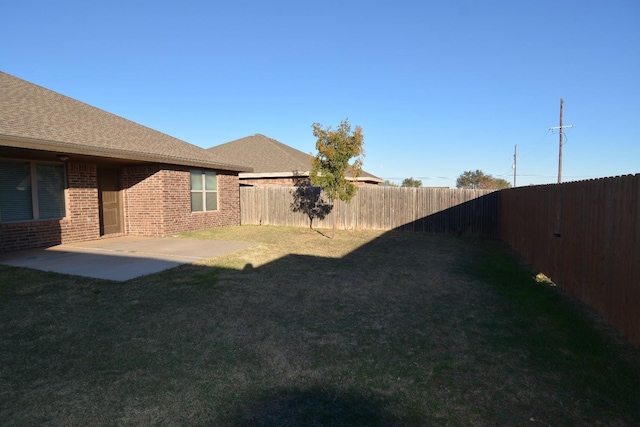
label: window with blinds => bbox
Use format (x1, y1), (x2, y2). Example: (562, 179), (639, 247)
(0, 161), (66, 222)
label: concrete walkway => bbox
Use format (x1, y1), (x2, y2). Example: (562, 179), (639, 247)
(0, 236), (256, 281)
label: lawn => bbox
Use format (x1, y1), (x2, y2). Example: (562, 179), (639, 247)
(1, 226), (639, 426)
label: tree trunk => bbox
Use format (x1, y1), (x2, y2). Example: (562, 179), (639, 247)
(332, 197), (337, 239)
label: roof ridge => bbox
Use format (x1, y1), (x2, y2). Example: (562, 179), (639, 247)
(262, 135), (311, 171)
(206, 133), (382, 181)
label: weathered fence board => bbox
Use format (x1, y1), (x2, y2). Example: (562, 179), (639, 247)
(500, 174), (640, 350)
(240, 186), (498, 237)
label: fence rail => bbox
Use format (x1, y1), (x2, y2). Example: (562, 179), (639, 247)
(500, 174), (640, 350)
(240, 186), (498, 237)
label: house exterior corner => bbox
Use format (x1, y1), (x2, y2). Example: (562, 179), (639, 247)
(123, 166), (240, 237)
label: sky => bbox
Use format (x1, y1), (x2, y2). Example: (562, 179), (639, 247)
(2, 0), (639, 187)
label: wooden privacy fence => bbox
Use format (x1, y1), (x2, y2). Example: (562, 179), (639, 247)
(240, 186), (499, 237)
(500, 174), (640, 350)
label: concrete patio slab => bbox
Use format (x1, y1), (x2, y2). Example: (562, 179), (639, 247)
(0, 236), (256, 281)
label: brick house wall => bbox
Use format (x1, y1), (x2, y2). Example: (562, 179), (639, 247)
(0, 161), (101, 252)
(62, 162), (101, 242)
(1, 162), (240, 252)
(123, 165), (240, 237)
(161, 170), (241, 235)
(122, 164), (165, 236)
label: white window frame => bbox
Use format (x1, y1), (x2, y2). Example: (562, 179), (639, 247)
(190, 170), (218, 212)
(0, 160), (67, 222)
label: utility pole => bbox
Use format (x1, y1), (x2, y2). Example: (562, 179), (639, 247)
(558, 98), (563, 183)
(512, 144), (517, 187)
(549, 98), (575, 183)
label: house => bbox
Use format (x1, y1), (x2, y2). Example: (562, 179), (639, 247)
(207, 134), (384, 187)
(0, 71), (251, 252)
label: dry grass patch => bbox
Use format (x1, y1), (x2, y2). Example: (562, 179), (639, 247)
(1, 226), (639, 425)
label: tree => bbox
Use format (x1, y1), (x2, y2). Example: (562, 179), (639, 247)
(401, 177), (422, 188)
(491, 178), (512, 190)
(384, 180), (399, 187)
(456, 170), (511, 190)
(309, 119), (365, 238)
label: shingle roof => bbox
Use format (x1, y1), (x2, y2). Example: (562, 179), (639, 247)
(208, 134), (311, 173)
(208, 134), (383, 183)
(0, 72), (251, 172)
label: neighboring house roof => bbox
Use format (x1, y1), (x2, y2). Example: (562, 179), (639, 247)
(207, 133), (383, 183)
(0, 72), (251, 172)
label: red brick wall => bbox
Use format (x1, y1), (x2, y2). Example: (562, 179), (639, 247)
(123, 166), (240, 237)
(1, 162), (240, 252)
(62, 162), (101, 242)
(0, 161), (100, 252)
(122, 165), (166, 236)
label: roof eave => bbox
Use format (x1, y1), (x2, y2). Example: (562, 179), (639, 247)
(349, 175), (384, 183)
(0, 134), (253, 172)
(239, 171), (310, 179)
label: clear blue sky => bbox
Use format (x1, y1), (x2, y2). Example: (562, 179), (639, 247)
(2, 0), (638, 187)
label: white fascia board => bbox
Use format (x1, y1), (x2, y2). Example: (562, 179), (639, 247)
(239, 171), (310, 178)
(238, 170), (383, 183)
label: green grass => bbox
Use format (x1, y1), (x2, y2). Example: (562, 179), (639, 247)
(464, 241), (640, 423)
(1, 226), (639, 426)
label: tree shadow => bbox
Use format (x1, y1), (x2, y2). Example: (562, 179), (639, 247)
(312, 228), (331, 238)
(289, 175), (332, 230)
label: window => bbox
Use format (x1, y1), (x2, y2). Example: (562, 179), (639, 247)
(0, 161), (66, 222)
(190, 170), (218, 212)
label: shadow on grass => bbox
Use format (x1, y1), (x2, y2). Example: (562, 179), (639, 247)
(312, 228), (331, 238)
(1, 229), (640, 426)
(461, 241), (640, 416)
(229, 386), (395, 426)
